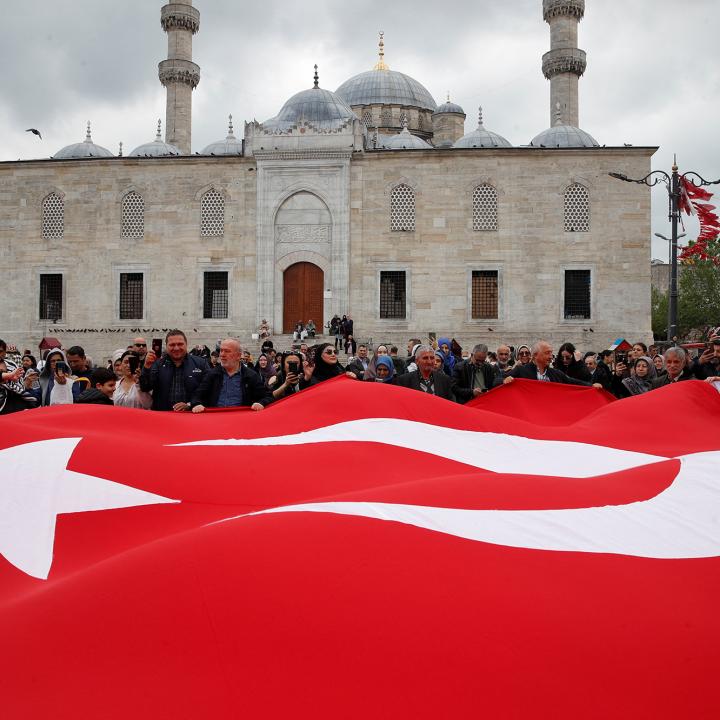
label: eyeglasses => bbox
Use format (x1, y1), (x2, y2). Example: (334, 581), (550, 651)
(518, 351), (530, 356)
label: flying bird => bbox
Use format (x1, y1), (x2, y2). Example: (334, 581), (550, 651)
(26, 128), (42, 139)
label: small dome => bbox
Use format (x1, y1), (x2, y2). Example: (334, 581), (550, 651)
(434, 95), (465, 115)
(383, 120), (432, 150)
(263, 67), (356, 131)
(54, 122), (113, 159)
(129, 120), (181, 157)
(530, 124), (599, 148)
(530, 103), (599, 148)
(453, 107), (512, 149)
(202, 115), (242, 155)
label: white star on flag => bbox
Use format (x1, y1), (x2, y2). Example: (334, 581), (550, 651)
(0, 438), (177, 580)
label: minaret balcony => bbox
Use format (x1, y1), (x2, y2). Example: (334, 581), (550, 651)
(542, 48), (587, 79)
(161, 4), (200, 34)
(542, 0), (585, 22)
(159, 59), (201, 89)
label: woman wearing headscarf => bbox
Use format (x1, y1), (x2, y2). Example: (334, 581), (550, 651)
(620, 356), (656, 396)
(362, 344), (390, 382)
(254, 353), (277, 387)
(514, 345), (532, 367)
(433, 350), (445, 371)
(309, 342), (351, 385)
(364, 355), (396, 384)
(653, 354), (667, 379)
(437, 337), (456, 376)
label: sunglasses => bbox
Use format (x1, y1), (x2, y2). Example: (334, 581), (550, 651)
(323, 349), (337, 356)
(134, 343), (147, 347)
(519, 351), (531, 356)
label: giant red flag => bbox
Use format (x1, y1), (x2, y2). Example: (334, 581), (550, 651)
(1, 378), (720, 718)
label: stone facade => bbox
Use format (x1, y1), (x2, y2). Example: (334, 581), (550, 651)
(0, 144), (655, 361)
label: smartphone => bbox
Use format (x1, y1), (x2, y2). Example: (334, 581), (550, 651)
(152, 338), (162, 357)
(55, 361), (70, 374)
(287, 360), (299, 375)
(128, 355), (140, 374)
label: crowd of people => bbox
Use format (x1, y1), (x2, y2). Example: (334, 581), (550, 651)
(1, 330), (719, 415)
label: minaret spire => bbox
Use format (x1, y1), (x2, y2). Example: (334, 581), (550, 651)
(313, 64), (319, 88)
(158, 1), (201, 154)
(542, 0), (586, 127)
(373, 31), (389, 71)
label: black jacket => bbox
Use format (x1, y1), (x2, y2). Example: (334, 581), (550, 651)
(650, 368), (694, 389)
(508, 362), (591, 386)
(75, 388), (113, 405)
(140, 353), (209, 411)
(452, 360), (498, 403)
(396, 370), (456, 401)
(190, 364), (272, 408)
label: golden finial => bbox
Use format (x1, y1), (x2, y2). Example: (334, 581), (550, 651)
(373, 31), (389, 71)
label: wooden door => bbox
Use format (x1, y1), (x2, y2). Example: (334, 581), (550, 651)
(283, 262), (324, 334)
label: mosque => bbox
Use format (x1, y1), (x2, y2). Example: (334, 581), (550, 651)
(0, 0), (655, 358)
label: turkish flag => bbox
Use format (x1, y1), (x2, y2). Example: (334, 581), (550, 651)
(1, 378), (720, 718)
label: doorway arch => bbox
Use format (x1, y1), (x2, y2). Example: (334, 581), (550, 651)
(283, 262), (324, 334)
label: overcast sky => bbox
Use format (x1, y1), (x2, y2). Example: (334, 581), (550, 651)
(2, 0), (718, 259)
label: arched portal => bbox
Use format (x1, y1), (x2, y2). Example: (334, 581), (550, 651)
(283, 262), (324, 334)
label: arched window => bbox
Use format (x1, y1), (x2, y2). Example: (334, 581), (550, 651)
(564, 183), (589, 232)
(201, 189), (225, 237)
(472, 184), (498, 231)
(390, 183), (415, 232)
(42, 193), (64, 239)
(121, 191), (145, 239)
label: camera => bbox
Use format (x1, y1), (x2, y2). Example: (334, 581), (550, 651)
(287, 360), (299, 375)
(128, 355), (140, 374)
(55, 361), (70, 374)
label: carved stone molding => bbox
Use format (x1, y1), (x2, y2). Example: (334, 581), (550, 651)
(543, 0), (585, 22)
(254, 150), (353, 161)
(159, 59), (201, 89)
(542, 49), (587, 79)
(276, 224), (330, 244)
(161, 4), (200, 34)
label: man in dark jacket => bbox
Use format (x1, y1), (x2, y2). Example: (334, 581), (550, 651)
(505, 341), (601, 387)
(651, 346), (694, 389)
(140, 329), (209, 411)
(691, 336), (720, 380)
(190, 338), (272, 412)
(452, 343), (497, 403)
(396, 345), (456, 401)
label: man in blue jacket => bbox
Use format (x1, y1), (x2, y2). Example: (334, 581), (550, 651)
(140, 329), (209, 411)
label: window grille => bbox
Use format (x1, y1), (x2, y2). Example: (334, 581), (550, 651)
(471, 270), (498, 319)
(564, 270), (591, 319)
(203, 271), (229, 319)
(472, 184), (498, 231)
(39, 274), (63, 321)
(201, 189), (225, 237)
(119, 273), (144, 320)
(380, 109), (393, 126)
(362, 111), (373, 127)
(417, 114), (424, 130)
(42, 193), (64, 239)
(122, 191), (145, 239)
(564, 183), (589, 232)
(390, 184), (415, 232)
(380, 271), (406, 319)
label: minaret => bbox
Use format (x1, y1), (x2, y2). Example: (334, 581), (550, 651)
(541, 0), (586, 127)
(158, 2), (200, 154)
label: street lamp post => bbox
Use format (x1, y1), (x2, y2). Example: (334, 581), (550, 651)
(609, 160), (719, 342)
(655, 231), (686, 339)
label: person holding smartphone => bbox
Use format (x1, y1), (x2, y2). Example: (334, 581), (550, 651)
(113, 351), (152, 409)
(36, 349), (83, 405)
(271, 351), (311, 400)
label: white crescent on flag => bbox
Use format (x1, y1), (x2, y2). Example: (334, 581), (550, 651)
(178, 419), (720, 559)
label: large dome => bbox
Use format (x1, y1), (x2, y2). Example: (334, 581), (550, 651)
(263, 74), (357, 132)
(54, 122), (113, 159)
(336, 69), (437, 111)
